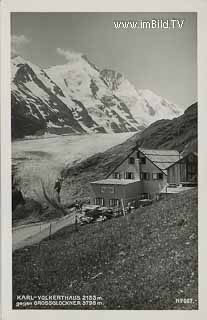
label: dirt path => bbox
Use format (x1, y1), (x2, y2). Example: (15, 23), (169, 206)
(12, 212), (76, 251)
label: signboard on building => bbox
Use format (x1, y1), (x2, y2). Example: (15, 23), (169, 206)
(100, 186), (115, 194)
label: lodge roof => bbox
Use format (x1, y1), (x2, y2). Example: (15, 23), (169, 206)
(166, 151), (198, 170)
(105, 146), (181, 178)
(139, 148), (180, 174)
(91, 178), (141, 185)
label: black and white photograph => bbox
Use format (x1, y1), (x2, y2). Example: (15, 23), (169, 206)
(10, 11), (198, 310)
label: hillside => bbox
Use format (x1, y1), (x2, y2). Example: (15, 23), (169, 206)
(138, 102), (197, 151)
(13, 189), (198, 309)
(61, 102), (197, 201)
(11, 54), (182, 138)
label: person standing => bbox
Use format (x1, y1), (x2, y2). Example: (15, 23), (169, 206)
(74, 200), (79, 211)
(54, 177), (63, 203)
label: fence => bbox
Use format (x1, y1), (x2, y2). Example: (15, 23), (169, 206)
(12, 211), (76, 252)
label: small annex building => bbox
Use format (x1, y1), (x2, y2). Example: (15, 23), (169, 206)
(90, 147), (180, 208)
(167, 152), (198, 186)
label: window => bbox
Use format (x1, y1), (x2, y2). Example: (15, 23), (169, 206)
(141, 157), (146, 164)
(109, 199), (120, 207)
(124, 172), (134, 179)
(152, 173), (157, 180)
(113, 172), (121, 179)
(140, 172), (150, 180)
(141, 193), (149, 199)
(95, 198), (104, 206)
(152, 173), (163, 180)
(128, 157), (135, 164)
(158, 173), (163, 180)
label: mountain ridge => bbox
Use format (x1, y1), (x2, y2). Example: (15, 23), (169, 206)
(11, 54), (183, 139)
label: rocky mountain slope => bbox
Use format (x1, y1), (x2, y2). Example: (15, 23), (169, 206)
(11, 54), (183, 138)
(101, 69), (183, 125)
(61, 102), (197, 201)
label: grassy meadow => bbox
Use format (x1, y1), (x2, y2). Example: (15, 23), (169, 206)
(13, 189), (198, 310)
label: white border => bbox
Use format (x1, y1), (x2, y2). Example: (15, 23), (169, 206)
(1, 0), (207, 319)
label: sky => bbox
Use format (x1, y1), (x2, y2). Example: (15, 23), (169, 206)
(11, 12), (197, 108)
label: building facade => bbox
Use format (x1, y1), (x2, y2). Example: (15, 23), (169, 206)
(90, 147), (180, 208)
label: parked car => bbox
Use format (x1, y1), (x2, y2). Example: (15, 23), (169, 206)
(85, 208), (101, 219)
(138, 199), (153, 207)
(79, 215), (94, 225)
(112, 208), (123, 218)
(96, 215), (107, 223)
(97, 207), (113, 219)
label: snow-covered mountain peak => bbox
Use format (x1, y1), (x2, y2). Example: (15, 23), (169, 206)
(101, 69), (183, 125)
(137, 89), (183, 117)
(11, 53), (184, 139)
(11, 55), (46, 82)
(47, 53), (99, 77)
(11, 55), (31, 80)
(12, 55), (37, 69)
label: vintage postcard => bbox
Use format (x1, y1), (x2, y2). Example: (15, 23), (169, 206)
(1, 0), (207, 319)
